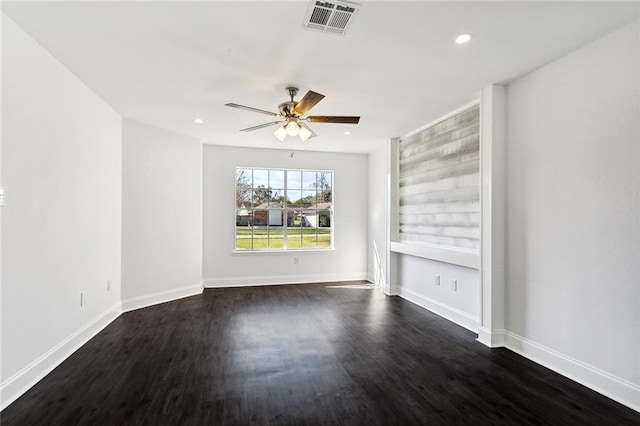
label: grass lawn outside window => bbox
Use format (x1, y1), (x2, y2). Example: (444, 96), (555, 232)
(235, 227), (331, 250)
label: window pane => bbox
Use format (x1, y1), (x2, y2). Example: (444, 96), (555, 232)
(236, 237), (251, 250)
(297, 209), (311, 227)
(270, 189), (284, 205)
(286, 210), (297, 227)
(236, 190), (251, 208)
(236, 209), (252, 226)
(302, 171), (316, 190)
(287, 210), (303, 227)
(268, 228), (284, 248)
(287, 234), (302, 249)
(304, 211), (318, 228)
(318, 192), (331, 204)
(318, 171), (332, 189)
(269, 169), (285, 189)
(317, 171), (332, 203)
(302, 231), (318, 248)
(253, 169), (269, 188)
(318, 234), (331, 248)
(287, 170), (302, 190)
(263, 209), (283, 226)
(236, 169), (252, 207)
(253, 210), (268, 226)
(252, 187), (272, 206)
(302, 190), (316, 206)
(235, 223), (252, 250)
(287, 190), (302, 207)
(252, 238), (269, 250)
(318, 210), (331, 228)
(317, 192), (331, 204)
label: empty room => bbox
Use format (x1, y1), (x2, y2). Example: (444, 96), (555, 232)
(1, 1), (639, 424)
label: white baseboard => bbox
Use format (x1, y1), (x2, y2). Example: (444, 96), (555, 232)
(398, 287), (479, 333)
(0, 302), (122, 411)
(476, 327), (506, 348)
(203, 273), (368, 288)
(122, 283), (204, 312)
(503, 331), (640, 413)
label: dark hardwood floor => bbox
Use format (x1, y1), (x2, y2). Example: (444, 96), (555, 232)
(2, 282), (639, 425)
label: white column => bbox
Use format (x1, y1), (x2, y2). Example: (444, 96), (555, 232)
(477, 85), (506, 347)
(385, 138), (399, 295)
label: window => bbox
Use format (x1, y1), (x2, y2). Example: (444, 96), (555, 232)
(235, 168), (333, 251)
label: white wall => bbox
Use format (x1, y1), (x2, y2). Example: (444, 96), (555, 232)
(1, 14), (122, 409)
(505, 20), (639, 409)
(203, 145), (367, 287)
(121, 119), (202, 310)
(397, 256), (480, 331)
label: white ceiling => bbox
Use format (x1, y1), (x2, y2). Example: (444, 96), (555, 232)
(2, 1), (638, 153)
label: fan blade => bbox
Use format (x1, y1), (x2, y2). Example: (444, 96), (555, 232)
(306, 116), (360, 124)
(240, 121), (284, 132)
(293, 91), (325, 115)
(225, 103), (280, 117)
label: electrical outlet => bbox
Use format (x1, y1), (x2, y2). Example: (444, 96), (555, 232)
(80, 293), (85, 307)
(294, 256), (299, 265)
(107, 280), (111, 292)
(435, 275), (440, 286)
(451, 279), (458, 292)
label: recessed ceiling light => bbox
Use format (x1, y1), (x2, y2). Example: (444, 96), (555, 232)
(455, 33), (472, 44)
(194, 118), (204, 124)
(344, 131), (351, 135)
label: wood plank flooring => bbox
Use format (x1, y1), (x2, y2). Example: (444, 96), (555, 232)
(2, 282), (639, 425)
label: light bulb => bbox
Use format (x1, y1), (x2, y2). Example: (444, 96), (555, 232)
(273, 125), (287, 141)
(285, 121), (300, 136)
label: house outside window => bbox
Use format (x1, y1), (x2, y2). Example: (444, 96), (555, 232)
(235, 168), (333, 251)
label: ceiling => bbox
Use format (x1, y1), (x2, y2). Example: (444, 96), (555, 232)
(2, 1), (638, 154)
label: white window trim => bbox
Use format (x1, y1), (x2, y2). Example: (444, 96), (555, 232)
(234, 167), (334, 253)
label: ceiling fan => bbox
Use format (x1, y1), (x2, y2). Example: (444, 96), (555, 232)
(225, 87), (360, 141)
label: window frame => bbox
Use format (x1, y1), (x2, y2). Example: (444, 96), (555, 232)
(233, 167), (334, 253)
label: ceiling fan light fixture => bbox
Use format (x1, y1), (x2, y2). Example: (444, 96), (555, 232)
(274, 125), (287, 141)
(285, 120), (300, 136)
(226, 86), (360, 141)
(299, 126), (313, 141)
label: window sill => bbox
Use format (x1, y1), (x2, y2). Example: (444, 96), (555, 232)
(231, 248), (336, 255)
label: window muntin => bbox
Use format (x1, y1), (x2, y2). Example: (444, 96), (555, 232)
(235, 168), (333, 251)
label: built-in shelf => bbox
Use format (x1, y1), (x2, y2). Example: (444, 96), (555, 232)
(390, 241), (480, 269)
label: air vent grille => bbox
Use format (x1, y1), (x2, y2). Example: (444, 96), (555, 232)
(303, 0), (360, 36)
(310, 6), (331, 25)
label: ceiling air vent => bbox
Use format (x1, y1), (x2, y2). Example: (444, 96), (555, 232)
(303, 0), (360, 36)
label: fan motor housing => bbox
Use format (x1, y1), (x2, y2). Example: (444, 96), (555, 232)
(278, 101), (298, 116)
